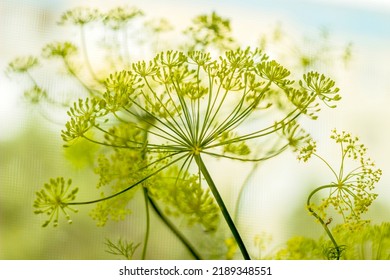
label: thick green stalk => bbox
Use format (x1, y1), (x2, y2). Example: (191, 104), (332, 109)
(194, 154), (251, 260)
(141, 187), (150, 260)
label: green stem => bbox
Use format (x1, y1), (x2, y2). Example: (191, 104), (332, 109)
(141, 187), (150, 260)
(147, 194), (202, 260)
(234, 162), (259, 222)
(68, 152), (186, 206)
(62, 57), (97, 97)
(139, 123), (200, 260)
(122, 26), (131, 65)
(307, 184), (342, 260)
(80, 26), (101, 83)
(194, 154), (251, 260)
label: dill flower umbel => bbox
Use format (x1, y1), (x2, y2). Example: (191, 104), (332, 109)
(33, 177), (79, 227)
(34, 47), (341, 259)
(307, 130), (381, 224)
(304, 130), (382, 259)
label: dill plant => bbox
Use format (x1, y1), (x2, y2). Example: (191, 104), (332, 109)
(269, 128), (383, 260)
(31, 46), (342, 259)
(300, 130), (382, 259)
(7, 5), (385, 260)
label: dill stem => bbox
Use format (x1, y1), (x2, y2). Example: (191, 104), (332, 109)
(80, 26), (100, 83)
(147, 194), (202, 260)
(122, 26), (131, 65)
(62, 56), (99, 97)
(141, 187), (150, 260)
(307, 185), (341, 260)
(194, 154), (250, 260)
(234, 162), (260, 222)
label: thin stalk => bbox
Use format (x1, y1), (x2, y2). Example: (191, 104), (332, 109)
(233, 162), (260, 223)
(233, 143), (287, 228)
(204, 81), (272, 145)
(121, 26), (131, 65)
(141, 187), (150, 260)
(202, 144), (288, 162)
(68, 152), (187, 206)
(147, 194), (202, 260)
(25, 71), (68, 107)
(307, 184), (342, 260)
(63, 57), (97, 97)
(194, 154), (251, 260)
(170, 78), (196, 142)
(312, 153), (339, 181)
(80, 26), (101, 83)
(124, 100), (193, 147)
(142, 77), (192, 142)
(203, 105), (301, 149)
(141, 126), (201, 260)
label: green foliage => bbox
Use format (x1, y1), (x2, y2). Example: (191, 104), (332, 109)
(104, 238), (140, 260)
(275, 236), (325, 260)
(276, 223), (390, 260)
(334, 223), (390, 259)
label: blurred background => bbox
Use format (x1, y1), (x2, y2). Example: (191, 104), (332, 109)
(1, 0), (389, 259)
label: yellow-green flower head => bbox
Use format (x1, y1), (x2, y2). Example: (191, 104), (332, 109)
(103, 6), (144, 30)
(62, 48), (340, 162)
(310, 130), (382, 224)
(183, 12), (236, 51)
(42, 42), (78, 59)
(7, 56), (39, 73)
(58, 7), (101, 26)
(58, 48), (341, 232)
(33, 177), (78, 227)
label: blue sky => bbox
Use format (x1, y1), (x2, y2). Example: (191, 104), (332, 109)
(207, 0), (390, 41)
(250, 0), (390, 39)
